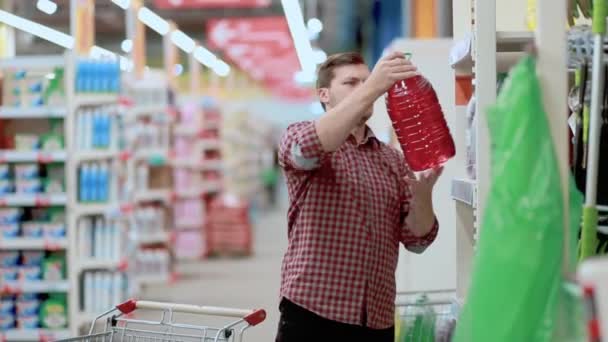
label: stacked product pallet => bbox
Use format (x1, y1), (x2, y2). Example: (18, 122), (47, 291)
(172, 97), (223, 260)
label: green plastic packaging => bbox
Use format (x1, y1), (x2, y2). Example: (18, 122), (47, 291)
(453, 56), (584, 342)
(39, 294), (68, 329)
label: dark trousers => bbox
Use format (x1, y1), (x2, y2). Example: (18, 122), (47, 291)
(275, 298), (394, 342)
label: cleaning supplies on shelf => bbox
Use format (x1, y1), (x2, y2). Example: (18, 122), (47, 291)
(134, 206), (165, 238)
(82, 271), (126, 315)
(77, 216), (122, 261)
(78, 161), (113, 203)
(385, 54), (455, 171)
(39, 294), (68, 329)
(75, 59), (121, 94)
(76, 107), (116, 150)
(134, 249), (170, 278)
(42, 252), (66, 281)
(2, 68), (66, 109)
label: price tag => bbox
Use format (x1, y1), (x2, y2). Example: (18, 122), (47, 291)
(37, 152), (52, 164)
(44, 239), (61, 251)
(35, 196), (51, 207)
(118, 258), (129, 272)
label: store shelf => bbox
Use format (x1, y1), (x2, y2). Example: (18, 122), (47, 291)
(74, 94), (119, 107)
(172, 159), (223, 171)
(0, 193), (67, 207)
(496, 31), (534, 52)
(0, 55), (65, 69)
(1, 280), (70, 293)
(135, 149), (170, 165)
(137, 231), (170, 245)
(199, 139), (222, 150)
(175, 220), (204, 229)
(451, 178), (476, 207)
(0, 150), (67, 163)
(135, 189), (171, 203)
(74, 150), (119, 162)
(0, 329), (70, 341)
(74, 203), (118, 218)
(0, 237), (68, 250)
(0, 106), (67, 119)
(78, 258), (126, 272)
(127, 104), (168, 118)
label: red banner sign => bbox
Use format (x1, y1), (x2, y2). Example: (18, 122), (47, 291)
(207, 17), (312, 101)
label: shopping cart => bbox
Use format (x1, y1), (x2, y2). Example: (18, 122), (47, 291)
(395, 289), (460, 342)
(56, 299), (266, 342)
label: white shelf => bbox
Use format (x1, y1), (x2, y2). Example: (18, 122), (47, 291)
(1, 280), (70, 293)
(496, 31), (534, 52)
(0, 106), (67, 119)
(0, 193), (67, 207)
(137, 231), (170, 245)
(0, 150), (67, 163)
(175, 220), (204, 229)
(0, 237), (68, 250)
(78, 258), (125, 272)
(135, 189), (171, 203)
(74, 150), (119, 162)
(73, 203), (118, 218)
(0, 55), (65, 69)
(451, 178), (477, 207)
(74, 94), (119, 107)
(127, 104), (168, 118)
(172, 159), (223, 171)
(0, 329), (70, 341)
(199, 139), (222, 150)
(135, 149), (170, 162)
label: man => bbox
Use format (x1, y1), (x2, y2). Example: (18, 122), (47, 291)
(275, 51), (442, 342)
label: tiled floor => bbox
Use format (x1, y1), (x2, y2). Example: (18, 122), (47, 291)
(140, 206), (288, 342)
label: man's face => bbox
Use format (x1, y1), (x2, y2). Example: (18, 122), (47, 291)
(318, 64), (372, 125)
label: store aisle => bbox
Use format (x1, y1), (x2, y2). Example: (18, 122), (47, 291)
(140, 206), (288, 342)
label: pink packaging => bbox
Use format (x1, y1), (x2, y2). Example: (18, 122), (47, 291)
(173, 199), (204, 228)
(173, 138), (194, 157)
(174, 230), (206, 260)
(179, 103), (201, 126)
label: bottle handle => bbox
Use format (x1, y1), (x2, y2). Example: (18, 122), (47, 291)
(404, 53), (412, 61)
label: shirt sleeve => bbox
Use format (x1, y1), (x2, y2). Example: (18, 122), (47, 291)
(278, 121), (329, 171)
(395, 150), (439, 254)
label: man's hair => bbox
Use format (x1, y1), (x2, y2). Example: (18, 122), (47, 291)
(316, 52), (366, 89)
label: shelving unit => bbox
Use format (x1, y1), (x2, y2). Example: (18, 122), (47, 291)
(450, 0), (570, 299)
(121, 68), (175, 287)
(0, 54), (74, 337)
(171, 97), (224, 261)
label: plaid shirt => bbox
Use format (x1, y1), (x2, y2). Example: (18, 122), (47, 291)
(278, 121), (438, 329)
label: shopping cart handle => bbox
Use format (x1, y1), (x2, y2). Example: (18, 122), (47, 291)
(115, 299), (266, 325)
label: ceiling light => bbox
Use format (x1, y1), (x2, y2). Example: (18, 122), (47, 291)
(281, 0), (317, 73)
(36, 0), (57, 15)
(171, 30), (195, 53)
(121, 39), (133, 53)
(111, 0), (130, 10)
(307, 18), (323, 34)
(138, 7), (169, 35)
(193, 46), (218, 68)
(0, 10), (74, 49)
(213, 60), (231, 77)
(312, 49), (327, 64)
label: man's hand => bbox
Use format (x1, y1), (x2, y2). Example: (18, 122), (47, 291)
(365, 51), (419, 97)
(406, 166), (443, 202)
(405, 166), (443, 237)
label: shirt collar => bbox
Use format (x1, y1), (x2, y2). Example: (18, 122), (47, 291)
(350, 126), (380, 148)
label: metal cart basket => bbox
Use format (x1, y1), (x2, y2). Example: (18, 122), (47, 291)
(55, 299), (266, 342)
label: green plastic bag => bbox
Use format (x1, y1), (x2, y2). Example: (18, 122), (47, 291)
(453, 56), (580, 342)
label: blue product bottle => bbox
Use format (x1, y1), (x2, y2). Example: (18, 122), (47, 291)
(102, 112), (111, 148)
(79, 165), (88, 202)
(93, 111), (101, 148)
(90, 163), (100, 202)
(99, 163), (108, 202)
(112, 63), (121, 93)
(103, 63), (111, 93)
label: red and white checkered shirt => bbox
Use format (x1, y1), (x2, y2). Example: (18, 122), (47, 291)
(278, 121), (438, 329)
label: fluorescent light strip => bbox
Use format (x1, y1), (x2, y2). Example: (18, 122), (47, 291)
(281, 0), (317, 73)
(138, 7), (169, 35)
(171, 30), (195, 53)
(36, 0), (57, 15)
(0, 10), (73, 49)
(111, 0), (131, 10)
(213, 60), (231, 77)
(193, 46), (218, 68)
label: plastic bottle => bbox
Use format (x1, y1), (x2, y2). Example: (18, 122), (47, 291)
(90, 163), (100, 202)
(93, 218), (103, 259)
(82, 110), (92, 150)
(84, 272), (93, 313)
(98, 162), (108, 202)
(77, 111), (87, 150)
(79, 165), (89, 202)
(385, 54), (455, 171)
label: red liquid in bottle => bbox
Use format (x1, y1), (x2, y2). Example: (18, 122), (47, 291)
(386, 75), (456, 171)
